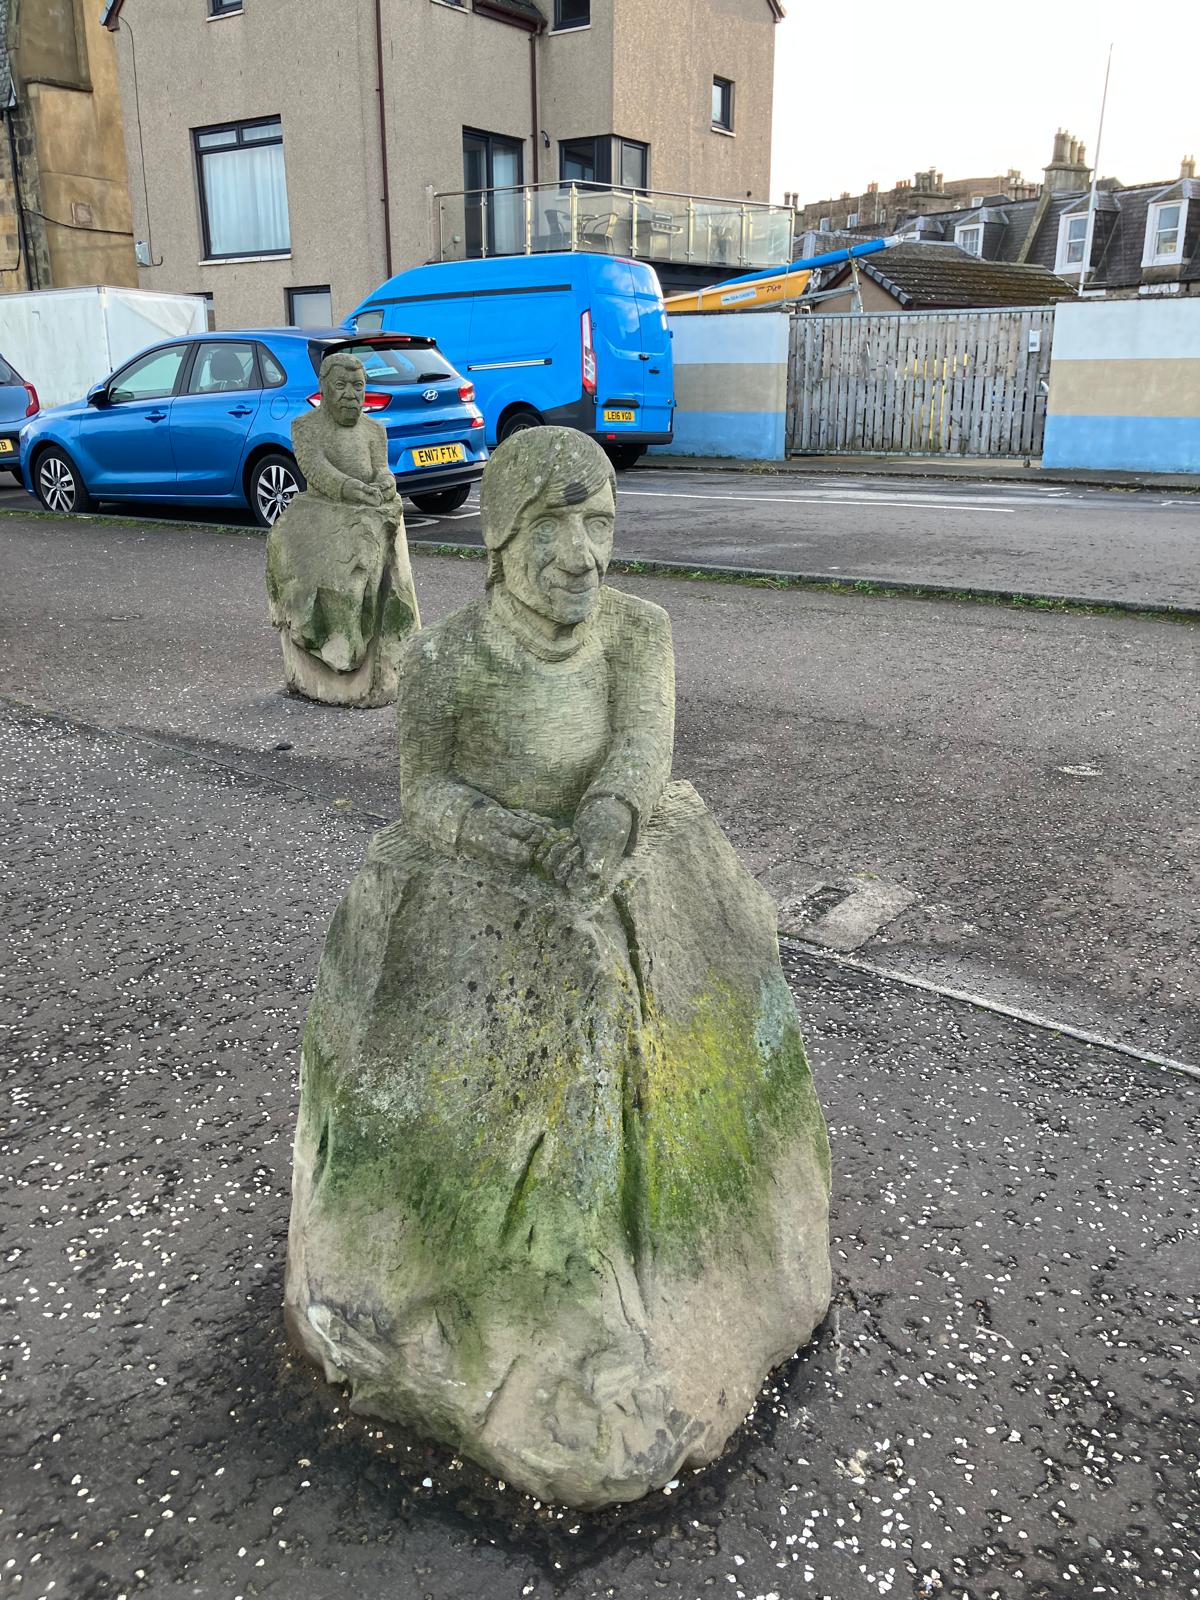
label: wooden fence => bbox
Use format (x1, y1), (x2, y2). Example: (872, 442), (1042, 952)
(787, 307), (1056, 457)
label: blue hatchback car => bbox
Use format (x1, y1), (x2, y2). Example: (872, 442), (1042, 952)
(21, 328), (487, 527)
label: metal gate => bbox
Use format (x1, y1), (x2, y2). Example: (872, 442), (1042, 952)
(787, 307), (1056, 457)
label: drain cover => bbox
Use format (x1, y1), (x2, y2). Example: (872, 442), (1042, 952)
(781, 875), (917, 952)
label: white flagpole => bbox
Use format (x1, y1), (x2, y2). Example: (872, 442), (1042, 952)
(1078, 43), (1113, 297)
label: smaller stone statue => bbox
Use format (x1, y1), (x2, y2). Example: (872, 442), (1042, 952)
(265, 353), (420, 707)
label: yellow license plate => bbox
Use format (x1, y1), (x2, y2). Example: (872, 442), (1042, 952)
(603, 409), (636, 424)
(413, 443), (466, 468)
(0, 439), (13, 455)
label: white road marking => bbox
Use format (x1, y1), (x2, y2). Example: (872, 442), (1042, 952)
(620, 488), (1016, 515)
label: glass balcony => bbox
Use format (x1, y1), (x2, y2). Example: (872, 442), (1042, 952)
(432, 183), (795, 272)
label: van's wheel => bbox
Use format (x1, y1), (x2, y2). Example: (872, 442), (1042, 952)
(35, 446), (93, 514)
(497, 407), (542, 443)
(408, 483), (473, 514)
(250, 451), (305, 528)
(606, 444), (645, 470)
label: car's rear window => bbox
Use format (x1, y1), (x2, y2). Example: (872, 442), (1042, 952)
(310, 341), (456, 386)
(0, 354), (20, 385)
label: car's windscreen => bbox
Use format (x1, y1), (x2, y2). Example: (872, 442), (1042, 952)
(311, 342), (456, 386)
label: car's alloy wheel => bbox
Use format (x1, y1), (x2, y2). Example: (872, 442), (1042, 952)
(38, 453), (79, 513)
(254, 458), (301, 527)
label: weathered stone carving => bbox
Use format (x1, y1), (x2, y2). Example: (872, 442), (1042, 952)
(265, 353), (419, 707)
(284, 427), (832, 1507)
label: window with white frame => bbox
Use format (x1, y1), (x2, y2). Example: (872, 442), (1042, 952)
(956, 223), (983, 256)
(818, 216), (830, 232)
(846, 211), (859, 227)
(1055, 212), (1089, 272)
(1143, 199), (1186, 265)
(195, 117), (290, 260)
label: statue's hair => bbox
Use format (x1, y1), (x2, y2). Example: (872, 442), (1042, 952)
(479, 427), (616, 587)
(318, 350), (366, 388)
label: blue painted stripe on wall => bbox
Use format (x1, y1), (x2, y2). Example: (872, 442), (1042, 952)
(651, 409), (786, 462)
(1042, 413), (1200, 473)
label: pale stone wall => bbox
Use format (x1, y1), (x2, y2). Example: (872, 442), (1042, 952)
(612, 0), (775, 200)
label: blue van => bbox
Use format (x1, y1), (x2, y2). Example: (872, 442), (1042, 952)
(348, 253), (673, 469)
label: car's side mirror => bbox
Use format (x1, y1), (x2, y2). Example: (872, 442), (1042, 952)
(86, 382), (110, 407)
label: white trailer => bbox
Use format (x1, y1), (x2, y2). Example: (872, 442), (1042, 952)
(0, 286), (207, 410)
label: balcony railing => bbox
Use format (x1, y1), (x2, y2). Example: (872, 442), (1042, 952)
(431, 183), (795, 272)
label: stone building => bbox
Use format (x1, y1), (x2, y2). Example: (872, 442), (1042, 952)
(784, 154), (1046, 241)
(0, 0), (137, 292)
(102, 0), (786, 328)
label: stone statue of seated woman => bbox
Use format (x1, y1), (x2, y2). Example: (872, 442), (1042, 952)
(265, 352), (419, 707)
(284, 428), (832, 1508)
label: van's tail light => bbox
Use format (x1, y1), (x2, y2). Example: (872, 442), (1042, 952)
(581, 309), (597, 397)
(23, 383), (39, 416)
(458, 382), (475, 404)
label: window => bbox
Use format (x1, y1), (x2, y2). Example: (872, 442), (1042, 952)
(259, 347), (287, 386)
(109, 346), (187, 404)
(1144, 200), (1186, 265)
(463, 129), (524, 255)
(712, 77), (734, 132)
(560, 138), (602, 185)
(618, 140), (648, 192)
(956, 223), (983, 257)
(187, 341), (258, 394)
(1055, 212), (1089, 272)
(287, 285), (334, 326)
(846, 211), (859, 228)
(354, 308), (385, 334)
(194, 118), (290, 260)
(208, 0), (243, 14)
(311, 343), (457, 386)
(553, 0), (589, 27)
(818, 216), (831, 232)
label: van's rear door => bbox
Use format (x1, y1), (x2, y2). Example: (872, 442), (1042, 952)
(629, 261), (673, 439)
(588, 257), (645, 432)
(588, 258), (672, 440)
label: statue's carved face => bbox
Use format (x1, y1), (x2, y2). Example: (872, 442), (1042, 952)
(322, 362), (366, 429)
(504, 481), (615, 626)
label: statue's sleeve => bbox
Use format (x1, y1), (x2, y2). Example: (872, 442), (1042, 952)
(368, 419), (393, 481)
(397, 629), (482, 854)
(582, 595), (676, 843)
(292, 416), (355, 503)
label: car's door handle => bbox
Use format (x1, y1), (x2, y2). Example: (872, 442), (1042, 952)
(228, 406), (254, 418)
(146, 410), (168, 422)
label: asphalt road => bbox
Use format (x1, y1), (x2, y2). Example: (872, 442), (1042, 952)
(4, 464), (1199, 609)
(3, 512), (1198, 1598)
(4, 701), (1197, 1600)
(2, 513), (1197, 1062)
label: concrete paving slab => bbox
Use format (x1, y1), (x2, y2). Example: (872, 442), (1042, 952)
(3, 704), (1197, 1600)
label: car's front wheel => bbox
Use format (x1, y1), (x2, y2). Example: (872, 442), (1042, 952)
(408, 483), (473, 514)
(249, 451), (304, 529)
(34, 447), (93, 515)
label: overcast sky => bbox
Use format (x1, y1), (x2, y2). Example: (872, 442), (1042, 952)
(770, 0), (1200, 206)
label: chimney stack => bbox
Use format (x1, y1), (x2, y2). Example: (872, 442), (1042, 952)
(1045, 129), (1090, 192)
(1182, 156), (1196, 180)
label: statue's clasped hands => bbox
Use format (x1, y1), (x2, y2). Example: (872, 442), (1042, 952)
(343, 472), (400, 509)
(458, 794), (633, 895)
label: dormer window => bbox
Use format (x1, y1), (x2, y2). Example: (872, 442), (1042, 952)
(1055, 212), (1089, 273)
(1143, 198), (1186, 265)
(956, 222), (983, 256)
